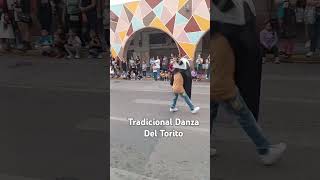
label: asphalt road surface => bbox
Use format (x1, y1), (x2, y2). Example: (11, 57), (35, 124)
(110, 80), (210, 180)
(1, 54), (320, 180)
(0, 55), (108, 180)
(213, 63), (320, 180)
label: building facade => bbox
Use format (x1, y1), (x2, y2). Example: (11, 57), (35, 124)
(110, 0), (210, 61)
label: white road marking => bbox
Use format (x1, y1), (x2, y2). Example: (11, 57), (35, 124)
(134, 99), (209, 109)
(110, 167), (158, 180)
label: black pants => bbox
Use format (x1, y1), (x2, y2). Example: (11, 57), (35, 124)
(212, 19), (262, 121)
(261, 46), (279, 58)
(310, 18), (320, 52)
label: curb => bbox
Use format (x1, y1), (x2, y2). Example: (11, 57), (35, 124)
(266, 54), (320, 64)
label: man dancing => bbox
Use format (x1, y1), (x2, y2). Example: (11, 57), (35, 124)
(212, 0), (261, 120)
(210, 0), (286, 165)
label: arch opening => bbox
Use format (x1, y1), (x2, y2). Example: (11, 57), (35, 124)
(122, 27), (181, 63)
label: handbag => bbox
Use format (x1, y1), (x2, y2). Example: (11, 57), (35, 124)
(18, 12), (32, 23)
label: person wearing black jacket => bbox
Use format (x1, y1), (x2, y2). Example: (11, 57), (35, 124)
(170, 57), (193, 99)
(211, 0), (262, 121)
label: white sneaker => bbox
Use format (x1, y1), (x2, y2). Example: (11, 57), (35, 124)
(67, 55), (73, 59)
(305, 40), (311, 48)
(191, 107), (200, 114)
(262, 57), (267, 63)
(170, 107), (178, 112)
(306, 52), (313, 57)
(211, 147), (217, 156)
(75, 55), (80, 59)
(274, 57), (280, 64)
(260, 143), (287, 166)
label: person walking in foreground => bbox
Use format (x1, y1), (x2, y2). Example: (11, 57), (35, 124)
(170, 65), (200, 114)
(210, 32), (286, 166)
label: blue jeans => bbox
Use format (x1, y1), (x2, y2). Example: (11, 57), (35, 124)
(171, 92), (195, 111)
(157, 68), (160, 78)
(153, 72), (158, 81)
(211, 90), (270, 155)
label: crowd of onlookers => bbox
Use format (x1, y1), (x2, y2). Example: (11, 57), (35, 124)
(259, 0), (320, 63)
(110, 53), (210, 81)
(0, 0), (108, 59)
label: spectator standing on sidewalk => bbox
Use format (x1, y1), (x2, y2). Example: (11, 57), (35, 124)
(304, 0), (316, 49)
(306, 0), (320, 57)
(281, 0), (297, 59)
(51, 0), (65, 31)
(80, 0), (97, 45)
(260, 20), (280, 64)
(14, 0), (32, 51)
(0, 0), (15, 51)
(66, 0), (81, 37)
(195, 54), (202, 74)
(121, 59), (127, 75)
(37, 0), (52, 33)
(142, 61), (147, 78)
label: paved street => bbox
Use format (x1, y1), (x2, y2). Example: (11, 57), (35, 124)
(110, 80), (210, 180)
(213, 63), (320, 180)
(0, 55), (107, 180)
(1, 53), (320, 180)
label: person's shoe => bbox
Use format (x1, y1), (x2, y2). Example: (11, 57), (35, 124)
(262, 57), (267, 64)
(97, 54), (103, 59)
(211, 147), (217, 156)
(274, 57), (281, 64)
(170, 107), (178, 112)
(260, 143), (287, 166)
(306, 51), (313, 57)
(305, 40), (311, 48)
(191, 107), (200, 114)
(75, 55), (80, 59)
(67, 55), (73, 59)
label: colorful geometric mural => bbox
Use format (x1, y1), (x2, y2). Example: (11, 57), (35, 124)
(110, 0), (210, 60)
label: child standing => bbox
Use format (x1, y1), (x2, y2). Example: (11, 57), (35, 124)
(211, 32), (286, 165)
(170, 67), (200, 114)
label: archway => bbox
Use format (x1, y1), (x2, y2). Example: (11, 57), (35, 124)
(122, 27), (180, 64)
(193, 30), (210, 68)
